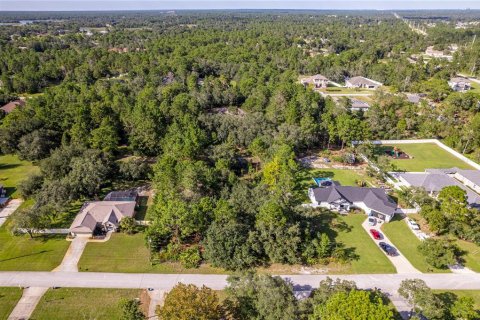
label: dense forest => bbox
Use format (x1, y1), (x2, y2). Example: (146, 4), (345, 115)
(1, 11), (480, 270)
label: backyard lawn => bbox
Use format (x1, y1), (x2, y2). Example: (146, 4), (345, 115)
(381, 216), (449, 273)
(0, 154), (39, 198)
(329, 214), (396, 274)
(0, 287), (22, 320)
(78, 232), (226, 274)
(0, 224), (70, 271)
(381, 143), (474, 172)
(31, 288), (143, 320)
(298, 168), (374, 190)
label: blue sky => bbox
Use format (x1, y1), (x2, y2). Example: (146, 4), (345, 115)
(1, 1), (479, 11)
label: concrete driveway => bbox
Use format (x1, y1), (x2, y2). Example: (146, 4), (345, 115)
(361, 218), (421, 274)
(0, 199), (23, 227)
(53, 236), (88, 272)
(8, 287), (48, 320)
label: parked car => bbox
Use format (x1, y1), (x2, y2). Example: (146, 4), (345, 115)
(368, 217), (376, 226)
(369, 229), (382, 240)
(407, 218), (420, 230)
(379, 242), (397, 256)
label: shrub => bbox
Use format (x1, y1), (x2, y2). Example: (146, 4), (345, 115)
(179, 245), (202, 269)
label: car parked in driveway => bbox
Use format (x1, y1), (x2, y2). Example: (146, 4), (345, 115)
(407, 218), (420, 230)
(379, 242), (397, 256)
(368, 217), (376, 226)
(369, 229), (382, 240)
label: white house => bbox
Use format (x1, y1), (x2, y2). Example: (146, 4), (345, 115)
(301, 74), (329, 88)
(308, 185), (397, 222)
(345, 76), (383, 89)
(448, 77), (471, 92)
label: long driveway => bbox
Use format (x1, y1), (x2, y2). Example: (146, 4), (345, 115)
(0, 272), (478, 292)
(362, 219), (421, 274)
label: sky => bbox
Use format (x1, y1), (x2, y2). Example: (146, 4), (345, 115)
(1, 0), (480, 11)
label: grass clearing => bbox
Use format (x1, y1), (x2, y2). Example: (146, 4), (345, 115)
(0, 223), (70, 271)
(380, 143), (474, 172)
(31, 288), (143, 320)
(330, 214), (396, 274)
(78, 232), (227, 274)
(433, 290), (480, 310)
(0, 287), (22, 320)
(298, 168), (374, 189)
(0, 154), (39, 198)
(455, 239), (480, 272)
(381, 216), (449, 273)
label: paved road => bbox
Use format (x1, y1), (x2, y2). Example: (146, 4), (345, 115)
(362, 218), (421, 274)
(0, 272), (479, 291)
(0, 199), (22, 227)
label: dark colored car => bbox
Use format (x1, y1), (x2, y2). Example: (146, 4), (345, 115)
(379, 242), (397, 256)
(369, 229), (381, 240)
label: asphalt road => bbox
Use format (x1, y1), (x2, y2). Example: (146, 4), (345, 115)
(0, 272), (479, 292)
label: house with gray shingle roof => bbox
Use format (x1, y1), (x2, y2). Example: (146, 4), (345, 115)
(301, 74), (329, 88)
(448, 77), (471, 92)
(345, 76), (383, 89)
(308, 184), (397, 222)
(69, 200), (136, 237)
(397, 168), (480, 208)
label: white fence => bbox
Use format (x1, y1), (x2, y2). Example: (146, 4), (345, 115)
(16, 228), (70, 235)
(353, 139), (480, 170)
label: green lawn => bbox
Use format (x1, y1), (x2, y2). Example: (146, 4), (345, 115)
(0, 224), (70, 271)
(330, 214), (396, 274)
(31, 288), (143, 320)
(433, 290), (480, 310)
(298, 168), (373, 189)
(0, 154), (39, 198)
(381, 216), (449, 273)
(456, 239), (480, 272)
(78, 232), (226, 274)
(381, 143), (475, 172)
(0, 287), (22, 320)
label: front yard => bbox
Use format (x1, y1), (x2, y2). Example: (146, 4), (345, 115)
(381, 143), (474, 172)
(381, 216), (450, 273)
(0, 224), (70, 271)
(31, 288), (143, 320)
(78, 232), (226, 274)
(0, 154), (39, 198)
(455, 239), (480, 273)
(0, 287), (22, 320)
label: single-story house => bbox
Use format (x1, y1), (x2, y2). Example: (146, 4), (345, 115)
(453, 168), (480, 194)
(350, 98), (370, 112)
(1, 100), (25, 114)
(448, 77), (471, 92)
(424, 46), (453, 61)
(405, 93), (426, 104)
(69, 200), (136, 237)
(397, 169), (480, 207)
(104, 189), (138, 202)
(308, 185), (397, 222)
(301, 74), (329, 88)
(345, 76), (383, 89)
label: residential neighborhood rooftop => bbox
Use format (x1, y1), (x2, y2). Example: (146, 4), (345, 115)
(0, 100), (25, 114)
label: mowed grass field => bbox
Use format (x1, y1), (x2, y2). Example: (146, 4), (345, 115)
(455, 239), (480, 273)
(381, 216), (449, 273)
(31, 288), (143, 320)
(0, 223), (70, 271)
(328, 214), (396, 274)
(78, 232), (227, 274)
(298, 168), (374, 189)
(0, 154), (39, 198)
(382, 143), (475, 172)
(0, 287), (22, 320)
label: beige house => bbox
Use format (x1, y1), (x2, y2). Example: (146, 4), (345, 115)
(69, 201), (136, 237)
(301, 74), (329, 88)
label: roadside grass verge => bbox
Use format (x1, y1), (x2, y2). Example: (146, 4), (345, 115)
(381, 216), (450, 273)
(31, 288), (143, 320)
(0, 287), (22, 319)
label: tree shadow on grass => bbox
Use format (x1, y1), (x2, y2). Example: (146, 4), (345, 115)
(0, 163), (22, 170)
(0, 250), (51, 263)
